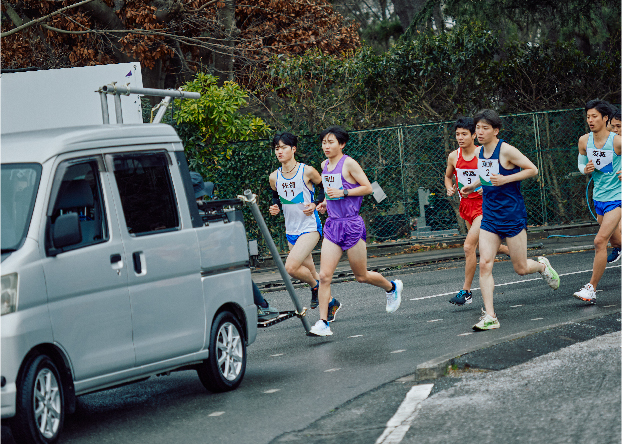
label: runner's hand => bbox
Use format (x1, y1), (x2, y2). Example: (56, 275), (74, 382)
(477, 187), (483, 196)
(460, 184), (474, 198)
(489, 173), (507, 186)
(302, 203), (316, 216)
(584, 160), (595, 174)
(269, 204), (280, 216)
(316, 200), (327, 214)
(325, 187), (341, 199)
(446, 184), (457, 196)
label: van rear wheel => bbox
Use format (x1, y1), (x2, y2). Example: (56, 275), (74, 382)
(11, 354), (65, 444)
(197, 311), (246, 392)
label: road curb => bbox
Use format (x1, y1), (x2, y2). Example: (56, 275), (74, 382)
(414, 309), (621, 381)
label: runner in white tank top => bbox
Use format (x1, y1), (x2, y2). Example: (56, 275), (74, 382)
(269, 132), (339, 312)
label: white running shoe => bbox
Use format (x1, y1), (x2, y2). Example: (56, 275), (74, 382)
(573, 283), (596, 304)
(538, 256), (560, 290)
(308, 320), (333, 336)
(386, 280), (403, 313)
(472, 308), (500, 331)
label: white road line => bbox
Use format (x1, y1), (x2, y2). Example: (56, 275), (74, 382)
(458, 332), (473, 336)
(410, 265), (621, 301)
(427, 319), (443, 323)
(208, 412), (225, 417)
(391, 349), (406, 354)
(263, 389), (280, 394)
(349, 334), (364, 338)
(324, 368), (341, 372)
(531, 317), (544, 321)
(510, 304), (523, 308)
(603, 305), (617, 308)
(375, 384), (434, 444)
(270, 353), (284, 357)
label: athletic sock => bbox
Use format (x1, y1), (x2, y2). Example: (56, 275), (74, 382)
(312, 280), (319, 289)
(322, 320), (329, 326)
(389, 282), (396, 292)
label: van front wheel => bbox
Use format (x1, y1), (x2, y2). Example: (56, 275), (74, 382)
(12, 354), (65, 444)
(197, 311), (246, 392)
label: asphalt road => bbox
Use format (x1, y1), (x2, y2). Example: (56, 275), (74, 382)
(3, 250), (620, 444)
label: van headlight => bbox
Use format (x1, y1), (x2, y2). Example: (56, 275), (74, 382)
(1, 273), (18, 315)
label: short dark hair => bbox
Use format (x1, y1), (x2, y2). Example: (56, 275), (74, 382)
(585, 99), (612, 121)
(611, 108), (621, 122)
(320, 126), (349, 145)
(453, 117), (475, 134)
(473, 109), (503, 130)
(273, 132), (298, 148)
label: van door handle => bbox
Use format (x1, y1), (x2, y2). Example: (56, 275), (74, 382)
(110, 253), (123, 274)
(110, 254), (122, 264)
(132, 252), (142, 274)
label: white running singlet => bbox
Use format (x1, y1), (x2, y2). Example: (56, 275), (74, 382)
(276, 163), (320, 235)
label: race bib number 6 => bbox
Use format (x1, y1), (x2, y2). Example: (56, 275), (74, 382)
(478, 158), (500, 186)
(322, 173), (343, 200)
(587, 148), (614, 173)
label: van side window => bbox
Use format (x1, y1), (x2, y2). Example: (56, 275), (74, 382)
(112, 152), (179, 235)
(51, 160), (108, 250)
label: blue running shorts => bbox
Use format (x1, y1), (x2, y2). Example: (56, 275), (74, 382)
(480, 218), (527, 239)
(594, 200), (621, 216)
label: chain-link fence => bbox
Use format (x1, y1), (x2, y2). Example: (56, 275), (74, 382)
(170, 107), (601, 254)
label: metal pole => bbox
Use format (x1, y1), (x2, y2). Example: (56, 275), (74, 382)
(99, 90), (109, 124)
(152, 96), (172, 124)
(100, 84), (201, 100)
(241, 189), (311, 333)
(113, 93), (123, 124)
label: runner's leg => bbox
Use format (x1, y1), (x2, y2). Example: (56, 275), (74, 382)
(590, 207), (622, 288)
(318, 238), (343, 320)
(462, 217), (479, 291)
(346, 239), (393, 291)
(285, 231), (321, 287)
(505, 229), (543, 276)
(478, 229), (502, 317)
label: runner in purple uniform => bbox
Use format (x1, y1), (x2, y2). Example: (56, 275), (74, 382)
(308, 126), (403, 337)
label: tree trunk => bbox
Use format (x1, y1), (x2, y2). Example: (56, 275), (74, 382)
(214, 0), (237, 85)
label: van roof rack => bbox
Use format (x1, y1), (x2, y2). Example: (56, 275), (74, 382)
(97, 83), (200, 125)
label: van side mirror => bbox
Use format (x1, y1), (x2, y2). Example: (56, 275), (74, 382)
(50, 213), (82, 255)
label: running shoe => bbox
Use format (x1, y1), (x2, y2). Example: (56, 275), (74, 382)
(573, 283), (596, 304)
(538, 256), (560, 290)
(257, 304), (280, 322)
(327, 298), (342, 322)
(472, 308), (500, 331)
(386, 280), (403, 313)
(310, 281), (319, 309)
(449, 289), (472, 306)
(607, 247), (621, 263)
(308, 319), (332, 336)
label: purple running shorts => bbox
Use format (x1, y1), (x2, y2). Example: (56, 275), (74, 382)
(324, 215), (367, 251)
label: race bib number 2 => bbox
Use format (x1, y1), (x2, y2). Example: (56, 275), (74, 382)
(322, 173), (343, 200)
(478, 158), (499, 186)
(587, 148), (614, 173)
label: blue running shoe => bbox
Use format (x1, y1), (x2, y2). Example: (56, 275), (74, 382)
(327, 298), (342, 322)
(449, 290), (472, 306)
(607, 247), (621, 263)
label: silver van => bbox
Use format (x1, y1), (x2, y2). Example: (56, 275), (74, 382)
(1, 124), (257, 444)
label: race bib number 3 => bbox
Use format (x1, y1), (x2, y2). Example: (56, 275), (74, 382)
(478, 158), (500, 186)
(587, 148), (614, 173)
(456, 168), (478, 189)
(322, 173), (343, 200)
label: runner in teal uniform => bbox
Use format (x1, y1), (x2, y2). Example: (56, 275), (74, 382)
(574, 100), (622, 302)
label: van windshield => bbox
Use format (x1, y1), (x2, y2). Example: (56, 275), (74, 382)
(2, 164), (42, 253)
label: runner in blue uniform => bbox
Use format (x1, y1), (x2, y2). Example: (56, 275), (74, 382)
(574, 100), (622, 302)
(461, 110), (560, 331)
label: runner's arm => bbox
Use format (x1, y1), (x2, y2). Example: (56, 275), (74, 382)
(269, 171), (281, 215)
(341, 158), (372, 197)
(444, 151), (457, 196)
(578, 135), (594, 174)
(491, 143), (538, 186)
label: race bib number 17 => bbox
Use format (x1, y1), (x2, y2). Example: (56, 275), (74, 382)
(478, 158), (500, 186)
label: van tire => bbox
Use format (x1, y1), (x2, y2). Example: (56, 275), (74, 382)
(11, 354), (65, 444)
(197, 311), (246, 392)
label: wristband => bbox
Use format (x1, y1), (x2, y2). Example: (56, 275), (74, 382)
(578, 154), (588, 174)
(271, 189), (282, 210)
(313, 182), (325, 205)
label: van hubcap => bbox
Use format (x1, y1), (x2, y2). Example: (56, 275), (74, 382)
(34, 368), (61, 438)
(216, 322), (243, 381)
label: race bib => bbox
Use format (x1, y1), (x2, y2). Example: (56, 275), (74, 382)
(587, 147), (614, 173)
(456, 168), (478, 189)
(277, 180), (302, 204)
(322, 173), (343, 200)
(478, 158), (499, 186)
